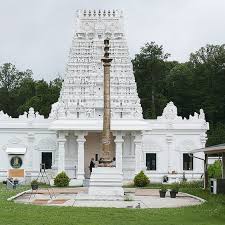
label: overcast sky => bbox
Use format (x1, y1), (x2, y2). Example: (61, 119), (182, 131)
(0, 0), (225, 81)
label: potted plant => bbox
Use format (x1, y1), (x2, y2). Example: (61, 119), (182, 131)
(31, 179), (39, 190)
(159, 185), (167, 198)
(170, 183), (179, 198)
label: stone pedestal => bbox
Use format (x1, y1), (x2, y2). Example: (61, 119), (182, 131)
(88, 167), (124, 199)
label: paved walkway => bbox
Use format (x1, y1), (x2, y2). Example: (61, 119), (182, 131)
(13, 188), (204, 209)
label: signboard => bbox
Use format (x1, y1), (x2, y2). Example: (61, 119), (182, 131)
(10, 156), (23, 169)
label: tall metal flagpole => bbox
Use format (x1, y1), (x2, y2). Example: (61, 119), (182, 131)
(101, 39), (113, 166)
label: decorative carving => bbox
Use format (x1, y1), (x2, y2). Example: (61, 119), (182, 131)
(199, 109), (205, 120)
(8, 137), (22, 145)
(142, 141), (161, 152)
(49, 9), (143, 120)
(19, 112), (28, 119)
(200, 133), (207, 144)
(28, 108), (35, 119)
(18, 108), (45, 120)
(35, 138), (56, 151)
(157, 102), (182, 121)
(189, 112), (199, 120)
(0, 111), (10, 120)
(7, 137), (26, 149)
(35, 112), (44, 119)
(180, 140), (196, 152)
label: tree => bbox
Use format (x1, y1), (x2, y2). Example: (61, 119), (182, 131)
(0, 63), (32, 91)
(166, 63), (194, 118)
(18, 79), (61, 118)
(132, 42), (174, 118)
(208, 160), (222, 179)
(189, 44), (225, 124)
(207, 123), (225, 146)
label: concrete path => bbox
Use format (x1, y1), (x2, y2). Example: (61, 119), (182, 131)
(13, 188), (205, 209)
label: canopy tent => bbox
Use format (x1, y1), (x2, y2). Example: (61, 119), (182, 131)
(191, 144), (225, 189)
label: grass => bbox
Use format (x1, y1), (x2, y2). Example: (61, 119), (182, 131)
(0, 184), (225, 225)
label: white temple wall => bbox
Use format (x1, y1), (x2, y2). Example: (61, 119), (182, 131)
(0, 102), (209, 185)
(141, 129), (206, 183)
(0, 127), (57, 181)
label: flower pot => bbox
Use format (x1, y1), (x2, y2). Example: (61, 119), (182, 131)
(159, 190), (166, 198)
(31, 184), (38, 190)
(170, 190), (177, 198)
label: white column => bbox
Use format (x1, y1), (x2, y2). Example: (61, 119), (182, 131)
(114, 133), (124, 172)
(76, 134), (86, 180)
(57, 131), (67, 173)
(134, 133), (143, 174)
(27, 132), (35, 171)
(166, 134), (173, 173)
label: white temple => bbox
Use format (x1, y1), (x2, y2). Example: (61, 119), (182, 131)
(0, 10), (209, 185)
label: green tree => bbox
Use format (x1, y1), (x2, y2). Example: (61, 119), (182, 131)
(18, 78), (62, 118)
(207, 123), (225, 146)
(132, 42), (173, 118)
(166, 63), (194, 118)
(208, 160), (222, 179)
(0, 63), (33, 117)
(189, 44), (225, 124)
(0, 63), (32, 91)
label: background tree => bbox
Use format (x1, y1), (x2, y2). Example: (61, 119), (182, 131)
(18, 78), (62, 117)
(189, 44), (225, 124)
(0, 63), (32, 91)
(0, 63), (33, 117)
(166, 62), (194, 118)
(132, 42), (172, 118)
(0, 63), (62, 118)
(0, 43), (225, 146)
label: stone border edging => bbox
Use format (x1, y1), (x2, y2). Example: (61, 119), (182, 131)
(180, 192), (206, 203)
(7, 189), (31, 201)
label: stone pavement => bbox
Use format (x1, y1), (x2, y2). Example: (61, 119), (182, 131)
(13, 188), (205, 209)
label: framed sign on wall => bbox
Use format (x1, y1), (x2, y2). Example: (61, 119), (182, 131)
(10, 156), (23, 169)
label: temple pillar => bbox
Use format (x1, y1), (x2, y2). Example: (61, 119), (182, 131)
(57, 131), (67, 173)
(166, 134), (173, 172)
(27, 132), (35, 170)
(114, 132), (124, 172)
(76, 132), (86, 181)
(134, 132), (143, 174)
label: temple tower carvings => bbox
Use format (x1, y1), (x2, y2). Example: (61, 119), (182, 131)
(50, 9), (142, 120)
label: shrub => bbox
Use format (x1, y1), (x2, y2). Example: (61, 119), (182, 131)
(170, 183), (179, 192)
(134, 171), (149, 187)
(208, 160), (222, 179)
(31, 179), (38, 185)
(54, 172), (70, 187)
(179, 180), (203, 189)
(160, 185), (167, 192)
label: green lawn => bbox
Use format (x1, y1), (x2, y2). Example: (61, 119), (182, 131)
(0, 184), (225, 225)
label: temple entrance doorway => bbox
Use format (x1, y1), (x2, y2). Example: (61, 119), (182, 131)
(84, 132), (115, 178)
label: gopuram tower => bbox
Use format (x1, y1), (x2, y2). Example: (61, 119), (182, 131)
(50, 10), (145, 188)
(50, 9), (142, 121)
